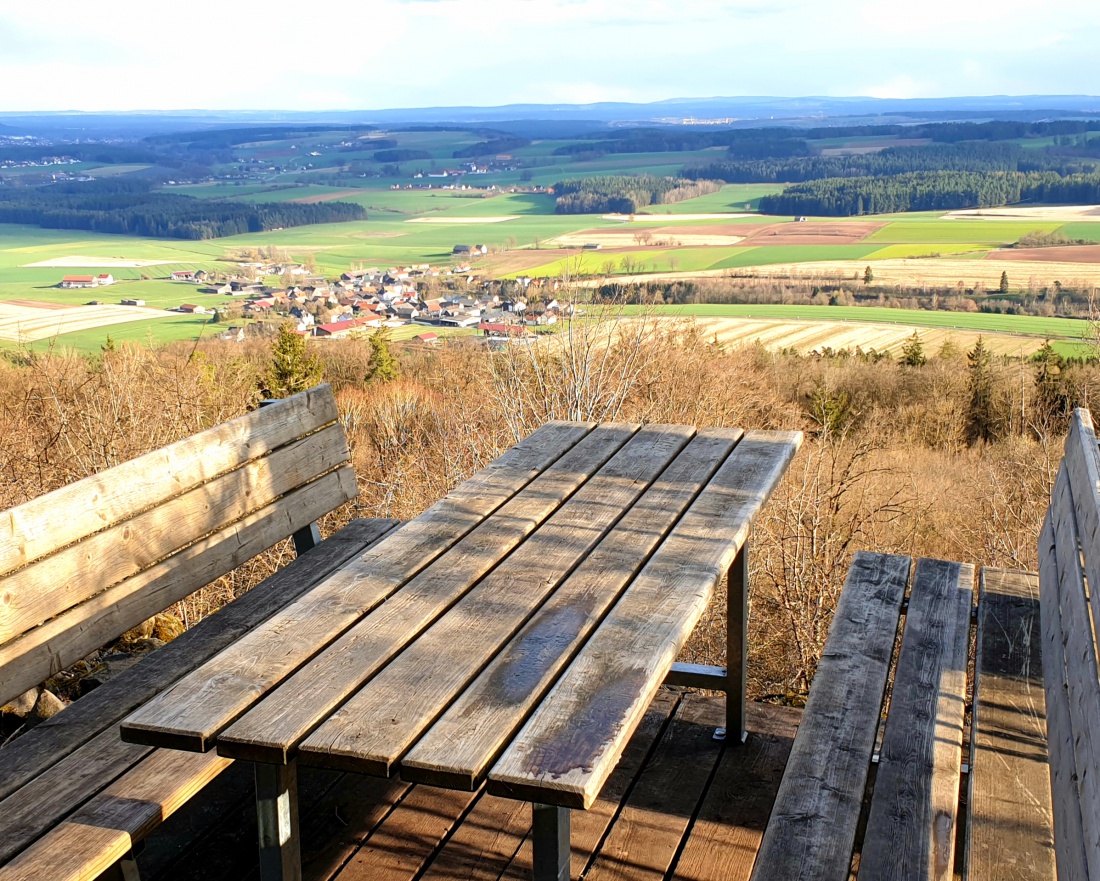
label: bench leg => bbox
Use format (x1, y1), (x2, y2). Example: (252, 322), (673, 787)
(255, 761), (302, 881)
(717, 541), (749, 744)
(532, 802), (570, 881)
(101, 851), (142, 881)
(292, 523), (322, 556)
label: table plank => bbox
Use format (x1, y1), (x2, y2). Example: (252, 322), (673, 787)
(859, 558), (974, 881)
(294, 424), (695, 776)
(211, 423), (638, 765)
(488, 430), (802, 810)
(749, 552), (910, 881)
(402, 429), (742, 790)
(967, 568), (1056, 881)
(120, 421), (595, 752)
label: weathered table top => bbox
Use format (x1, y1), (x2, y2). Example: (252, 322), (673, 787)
(122, 421), (801, 810)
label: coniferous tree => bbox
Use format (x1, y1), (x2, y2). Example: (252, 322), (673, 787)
(366, 326), (399, 383)
(264, 323), (323, 398)
(1000, 271), (1010, 294)
(901, 330), (926, 366)
(966, 336), (1004, 444)
(863, 265), (874, 285)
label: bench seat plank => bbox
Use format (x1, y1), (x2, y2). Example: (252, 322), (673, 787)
(0, 748), (231, 881)
(293, 425), (696, 775)
(0, 518), (397, 803)
(749, 552), (910, 881)
(0, 384), (338, 579)
(488, 430), (801, 809)
(402, 429), (742, 791)
(214, 423), (641, 765)
(120, 421), (597, 752)
(859, 558), (973, 881)
(967, 567), (1055, 880)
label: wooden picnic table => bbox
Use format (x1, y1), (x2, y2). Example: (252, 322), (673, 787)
(120, 420), (801, 881)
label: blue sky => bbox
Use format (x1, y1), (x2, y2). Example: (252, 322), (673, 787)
(1, 0), (1098, 111)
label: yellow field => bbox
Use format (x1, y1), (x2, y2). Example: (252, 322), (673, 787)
(0, 301), (175, 342)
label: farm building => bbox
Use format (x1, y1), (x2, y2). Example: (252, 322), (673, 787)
(96, 274), (114, 286)
(120, 298), (145, 306)
(416, 332), (439, 344)
(171, 270), (197, 281)
(60, 275), (97, 289)
(478, 320), (530, 337)
(313, 315), (382, 338)
(178, 304), (207, 314)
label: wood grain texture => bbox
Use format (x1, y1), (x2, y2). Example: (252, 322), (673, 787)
(672, 702), (801, 881)
(402, 429), (741, 791)
(488, 430), (802, 810)
(582, 696), (725, 881)
(0, 422), (350, 645)
(749, 551), (910, 881)
(1062, 408), (1100, 673)
(296, 425), (697, 777)
(120, 421), (595, 752)
(0, 384), (337, 580)
(1050, 462), (1100, 880)
(1038, 512), (1090, 881)
(0, 466), (358, 709)
(0, 518), (396, 804)
(216, 424), (637, 767)
(967, 568), (1056, 881)
(859, 557), (974, 881)
(0, 748), (230, 881)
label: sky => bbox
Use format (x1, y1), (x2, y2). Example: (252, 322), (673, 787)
(1, 0), (1099, 111)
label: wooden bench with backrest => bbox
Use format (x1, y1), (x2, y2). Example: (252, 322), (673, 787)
(0, 384), (397, 881)
(749, 527), (1065, 869)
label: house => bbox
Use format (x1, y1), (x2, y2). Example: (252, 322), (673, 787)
(178, 304), (206, 314)
(313, 316), (381, 338)
(416, 332), (439, 344)
(473, 244), (488, 255)
(478, 320), (530, 337)
(171, 270), (197, 281)
(219, 326), (246, 342)
(96, 274), (114, 286)
(438, 314), (481, 328)
(393, 303), (419, 320)
(452, 245), (472, 255)
(60, 275), (97, 289)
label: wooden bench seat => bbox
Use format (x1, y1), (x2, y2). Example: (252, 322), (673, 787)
(0, 384), (397, 881)
(751, 553), (1055, 880)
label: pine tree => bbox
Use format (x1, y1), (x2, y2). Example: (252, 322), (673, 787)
(264, 322), (322, 398)
(863, 265), (874, 285)
(366, 326), (399, 383)
(966, 336), (1004, 444)
(900, 330), (926, 367)
(999, 270), (1009, 294)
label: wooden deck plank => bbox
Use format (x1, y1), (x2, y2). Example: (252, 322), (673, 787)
(489, 431), (801, 810)
(1037, 513), (1090, 881)
(1049, 463), (1100, 880)
(214, 423), (638, 766)
(119, 421), (596, 753)
(859, 558), (974, 881)
(402, 430), (741, 791)
(296, 425), (698, 776)
(582, 695), (725, 881)
(0, 518), (397, 803)
(672, 702), (801, 881)
(1, 466), (359, 708)
(0, 749), (230, 881)
(498, 691), (681, 881)
(0, 384), (338, 579)
(0, 422), (350, 645)
(967, 568), (1055, 881)
(749, 552), (910, 881)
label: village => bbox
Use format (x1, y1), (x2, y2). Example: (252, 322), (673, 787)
(58, 256), (570, 345)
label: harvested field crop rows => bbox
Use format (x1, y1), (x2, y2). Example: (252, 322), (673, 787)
(0, 301), (175, 342)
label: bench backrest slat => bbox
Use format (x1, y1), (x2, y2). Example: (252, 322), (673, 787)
(0, 385), (355, 708)
(749, 552), (913, 881)
(1045, 452), (1100, 880)
(860, 557), (973, 881)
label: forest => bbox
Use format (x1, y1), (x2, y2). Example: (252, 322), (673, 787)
(553, 175), (721, 213)
(0, 179), (366, 239)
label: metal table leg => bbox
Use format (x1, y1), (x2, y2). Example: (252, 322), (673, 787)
(532, 802), (570, 881)
(255, 760), (302, 881)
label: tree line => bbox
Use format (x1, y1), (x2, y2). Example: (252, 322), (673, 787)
(0, 179), (365, 239)
(452, 137), (530, 158)
(757, 170), (1100, 216)
(553, 175), (721, 214)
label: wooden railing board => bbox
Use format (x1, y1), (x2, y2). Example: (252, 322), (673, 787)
(0, 385), (338, 580)
(119, 421), (597, 752)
